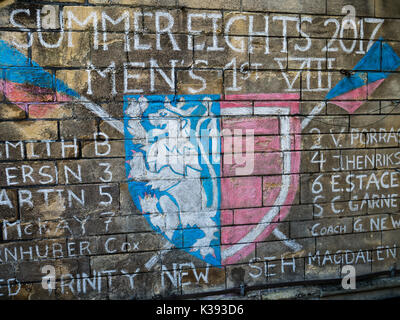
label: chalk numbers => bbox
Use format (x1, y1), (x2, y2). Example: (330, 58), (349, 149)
(312, 174), (325, 217)
(322, 15), (384, 54)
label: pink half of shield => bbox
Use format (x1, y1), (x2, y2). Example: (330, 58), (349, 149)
(219, 94), (301, 265)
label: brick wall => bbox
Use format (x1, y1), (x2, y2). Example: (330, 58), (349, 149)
(0, 0), (400, 300)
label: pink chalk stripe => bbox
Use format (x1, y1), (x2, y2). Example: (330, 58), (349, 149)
(329, 79), (384, 114)
(225, 93), (300, 101)
(220, 101), (253, 109)
(222, 117), (279, 135)
(4, 81), (54, 103)
(1, 80), (74, 118)
(221, 210), (234, 226)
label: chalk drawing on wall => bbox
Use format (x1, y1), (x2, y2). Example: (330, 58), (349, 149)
(2, 35), (400, 268)
(123, 94), (301, 266)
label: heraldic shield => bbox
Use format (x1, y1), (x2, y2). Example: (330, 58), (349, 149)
(124, 93), (301, 267)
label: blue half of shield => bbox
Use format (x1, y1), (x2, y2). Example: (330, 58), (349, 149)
(123, 94), (222, 266)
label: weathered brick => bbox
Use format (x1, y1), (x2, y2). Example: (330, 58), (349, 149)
(327, 40), (369, 71)
(0, 103), (26, 120)
(315, 232), (381, 252)
(60, 119), (97, 140)
(90, 251), (158, 273)
(353, 214), (394, 234)
(220, 176), (262, 209)
(19, 183), (119, 221)
(287, 38), (327, 70)
(0, 161), (59, 187)
(0, 3), (59, 30)
(63, 6), (140, 32)
(54, 274), (109, 300)
(382, 229), (400, 247)
(224, 70), (301, 96)
(301, 115), (349, 134)
(91, 33), (128, 67)
(301, 71), (343, 101)
(0, 32), (29, 67)
(56, 68), (126, 103)
(177, 69), (223, 95)
(301, 150), (341, 173)
(16, 256), (90, 282)
(364, 19), (400, 42)
(226, 263), (267, 289)
(300, 15), (340, 39)
(193, 35), (248, 69)
(256, 237), (315, 259)
(57, 158), (126, 184)
(0, 120), (58, 141)
(284, 204), (313, 221)
(290, 217), (352, 238)
(312, 199), (368, 219)
(370, 75), (400, 99)
(328, 0), (374, 16)
(0, 238), (71, 264)
(26, 140), (80, 160)
(305, 259), (341, 280)
(0, 141), (25, 160)
(243, 0), (325, 14)
(126, 232), (165, 252)
(32, 32), (91, 68)
(300, 172), (351, 205)
(90, 0), (175, 5)
(222, 222), (288, 245)
(28, 103), (74, 120)
(376, 0), (400, 18)
(81, 139), (124, 158)
(10, 282), (57, 300)
(250, 37), (287, 70)
(267, 257), (305, 283)
(223, 12), (268, 36)
(261, 286), (319, 300)
(299, 132), (366, 151)
(326, 101), (380, 115)
(108, 272), (155, 300)
(2, 219), (67, 241)
(85, 214), (154, 235)
(142, 9), (186, 33)
(160, 248), (212, 268)
(180, 0), (239, 10)
(367, 196), (400, 215)
(181, 265), (225, 295)
(119, 183), (141, 215)
(371, 245), (399, 273)
(0, 188), (18, 220)
(129, 33), (193, 68)
(348, 169), (400, 199)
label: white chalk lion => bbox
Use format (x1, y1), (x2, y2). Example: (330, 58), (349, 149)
(125, 96), (220, 260)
